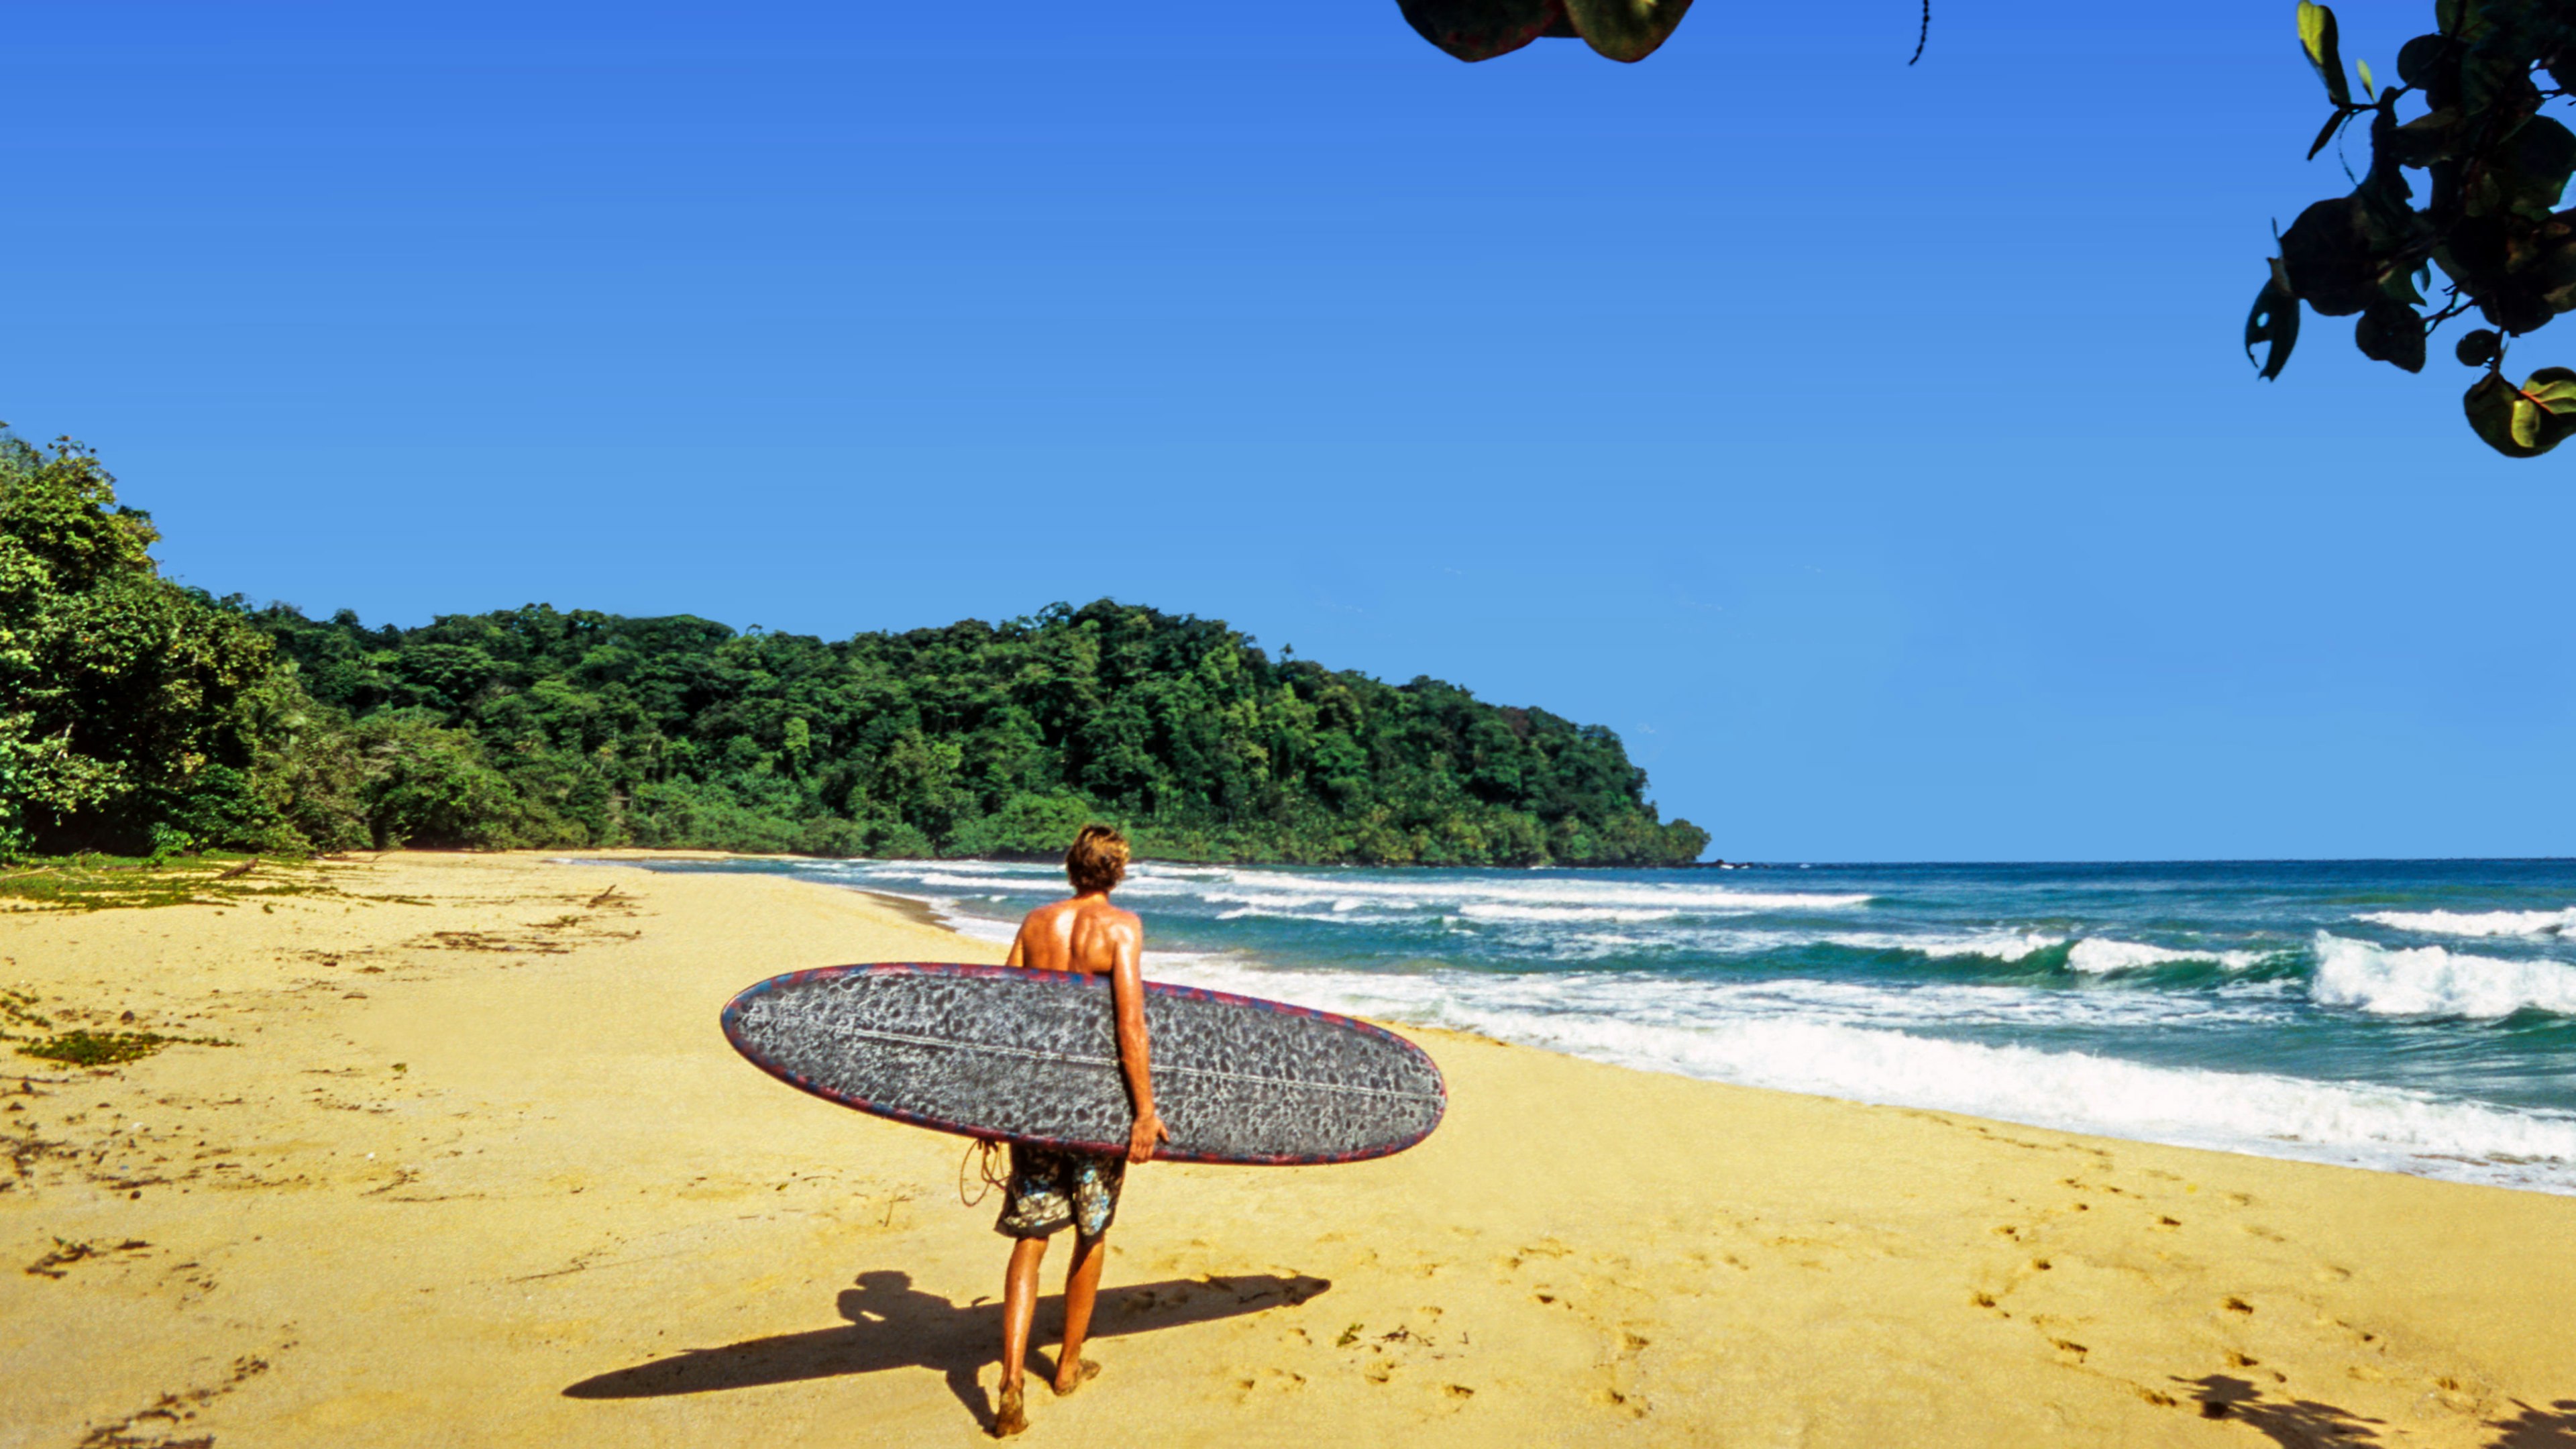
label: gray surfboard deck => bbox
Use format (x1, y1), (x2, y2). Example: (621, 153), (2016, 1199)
(720, 962), (1446, 1165)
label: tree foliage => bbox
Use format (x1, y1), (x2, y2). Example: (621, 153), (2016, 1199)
(0, 431), (321, 856)
(2255, 0), (2576, 455)
(0, 428), (1707, 866)
(249, 599), (1712, 867)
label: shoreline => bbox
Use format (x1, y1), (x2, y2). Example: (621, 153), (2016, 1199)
(599, 851), (2576, 1200)
(4, 849), (2571, 1445)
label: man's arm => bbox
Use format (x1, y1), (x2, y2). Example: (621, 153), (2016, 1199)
(1109, 917), (1169, 1164)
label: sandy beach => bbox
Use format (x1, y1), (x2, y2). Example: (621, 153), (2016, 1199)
(3, 851), (2571, 1448)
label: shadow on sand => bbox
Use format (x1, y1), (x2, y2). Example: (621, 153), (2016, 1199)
(2184, 1377), (2576, 1449)
(2487, 1399), (2576, 1448)
(564, 1269), (1330, 1431)
(2181, 1375), (2385, 1444)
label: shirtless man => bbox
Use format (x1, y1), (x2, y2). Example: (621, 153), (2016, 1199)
(989, 824), (1168, 1437)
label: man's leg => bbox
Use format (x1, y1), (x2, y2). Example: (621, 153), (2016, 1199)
(1053, 1231), (1108, 1396)
(996, 1236), (1050, 1436)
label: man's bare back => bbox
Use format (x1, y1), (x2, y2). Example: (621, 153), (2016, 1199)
(1005, 894), (1142, 979)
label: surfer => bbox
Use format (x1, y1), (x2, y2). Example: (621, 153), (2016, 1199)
(990, 824), (1168, 1437)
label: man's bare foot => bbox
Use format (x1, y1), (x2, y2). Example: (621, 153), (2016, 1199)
(1051, 1358), (1102, 1397)
(994, 1382), (1028, 1438)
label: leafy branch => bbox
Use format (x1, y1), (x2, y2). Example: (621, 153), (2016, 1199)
(2253, 0), (2576, 456)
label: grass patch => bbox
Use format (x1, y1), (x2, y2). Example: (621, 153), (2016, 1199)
(0, 853), (350, 913)
(16, 1030), (215, 1067)
(1, 990), (230, 1068)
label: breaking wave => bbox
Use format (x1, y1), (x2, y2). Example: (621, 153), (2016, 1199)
(2357, 907), (2576, 939)
(2310, 933), (2576, 1018)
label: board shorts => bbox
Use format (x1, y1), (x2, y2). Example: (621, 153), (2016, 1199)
(994, 1143), (1126, 1240)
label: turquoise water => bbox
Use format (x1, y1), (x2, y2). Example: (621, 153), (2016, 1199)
(647, 857), (2576, 1195)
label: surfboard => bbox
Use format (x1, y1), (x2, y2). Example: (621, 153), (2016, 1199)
(720, 962), (1446, 1165)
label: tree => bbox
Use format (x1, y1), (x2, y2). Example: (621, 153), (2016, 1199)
(0, 430), (303, 855)
(2253, 0), (2576, 455)
(252, 595), (1715, 866)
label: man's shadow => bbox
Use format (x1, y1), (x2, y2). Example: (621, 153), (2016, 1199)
(564, 1269), (1331, 1432)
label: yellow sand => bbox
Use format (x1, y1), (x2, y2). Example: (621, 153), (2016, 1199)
(3, 851), (2570, 1448)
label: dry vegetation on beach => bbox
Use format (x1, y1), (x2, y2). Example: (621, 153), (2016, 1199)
(1, 852), (2571, 1448)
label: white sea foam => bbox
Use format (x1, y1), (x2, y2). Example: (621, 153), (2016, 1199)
(1825, 930), (2066, 963)
(833, 859), (1872, 927)
(2357, 908), (2576, 939)
(913, 872), (1052, 892)
(2065, 938), (2269, 975)
(2310, 933), (2576, 1018)
(1142, 867), (1869, 915)
(1148, 956), (2576, 1193)
(1458, 904), (1686, 924)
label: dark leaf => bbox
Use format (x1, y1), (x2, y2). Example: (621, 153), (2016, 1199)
(2530, 227), (2576, 312)
(2278, 197), (2381, 315)
(2456, 328), (2502, 366)
(1561, 0), (1692, 62)
(2464, 374), (2532, 453)
(1397, 0), (1564, 62)
(2461, 50), (2537, 121)
(2300, 3), (2352, 108)
(2387, 108), (2463, 168)
(2247, 275), (2302, 380)
(2496, 116), (2576, 219)
(2356, 299), (2428, 372)
(2397, 32), (2455, 91)
(2308, 107), (2353, 161)
(2435, 214), (2510, 298)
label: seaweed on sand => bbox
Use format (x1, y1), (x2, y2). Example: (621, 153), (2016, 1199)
(1, 991), (229, 1068)
(0, 853), (349, 914)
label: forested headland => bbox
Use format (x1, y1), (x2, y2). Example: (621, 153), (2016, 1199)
(1, 429), (1708, 867)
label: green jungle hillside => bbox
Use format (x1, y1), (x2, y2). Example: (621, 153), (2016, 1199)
(0, 429), (1708, 867)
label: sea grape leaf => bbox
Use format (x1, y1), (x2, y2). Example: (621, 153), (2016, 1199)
(1397, 0), (1565, 62)
(2357, 57), (2377, 99)
(2495, 116), (2576, 219)
(2397, 32), (2457, 93)
(1561, 0), (1692, 63)
(2530, 227), (2576, 311)
(2355, 298), (2427, 372)
(2463, 374), (2532, 453)
(2516, 367), (2576, 445)
(2279, 195), (2381, 315)
(2308, 108), (2352, 161)
(2455, 327), (2501, 366)
(2463, 367), (2576, 456)
(2300, 3), (2352, 108)
(2247, 274), (2302, 379)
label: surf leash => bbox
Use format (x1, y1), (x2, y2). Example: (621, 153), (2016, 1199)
(958, 1137), (1010, 1208)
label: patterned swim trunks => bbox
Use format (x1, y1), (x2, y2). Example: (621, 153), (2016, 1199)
(994, 1143), (1126, 1240)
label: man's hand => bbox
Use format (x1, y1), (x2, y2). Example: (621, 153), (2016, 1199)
(1128, 1110), (1171, 1165)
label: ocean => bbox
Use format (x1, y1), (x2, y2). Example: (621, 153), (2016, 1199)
(645, 856), (2576, 1195)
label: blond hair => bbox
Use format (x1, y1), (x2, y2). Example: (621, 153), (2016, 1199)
(1065, 824), (1130, 895)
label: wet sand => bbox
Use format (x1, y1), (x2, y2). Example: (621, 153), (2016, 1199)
(3, 851), (2570, 1447)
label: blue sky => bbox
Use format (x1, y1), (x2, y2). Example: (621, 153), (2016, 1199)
(8, 1), (2569, 861)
